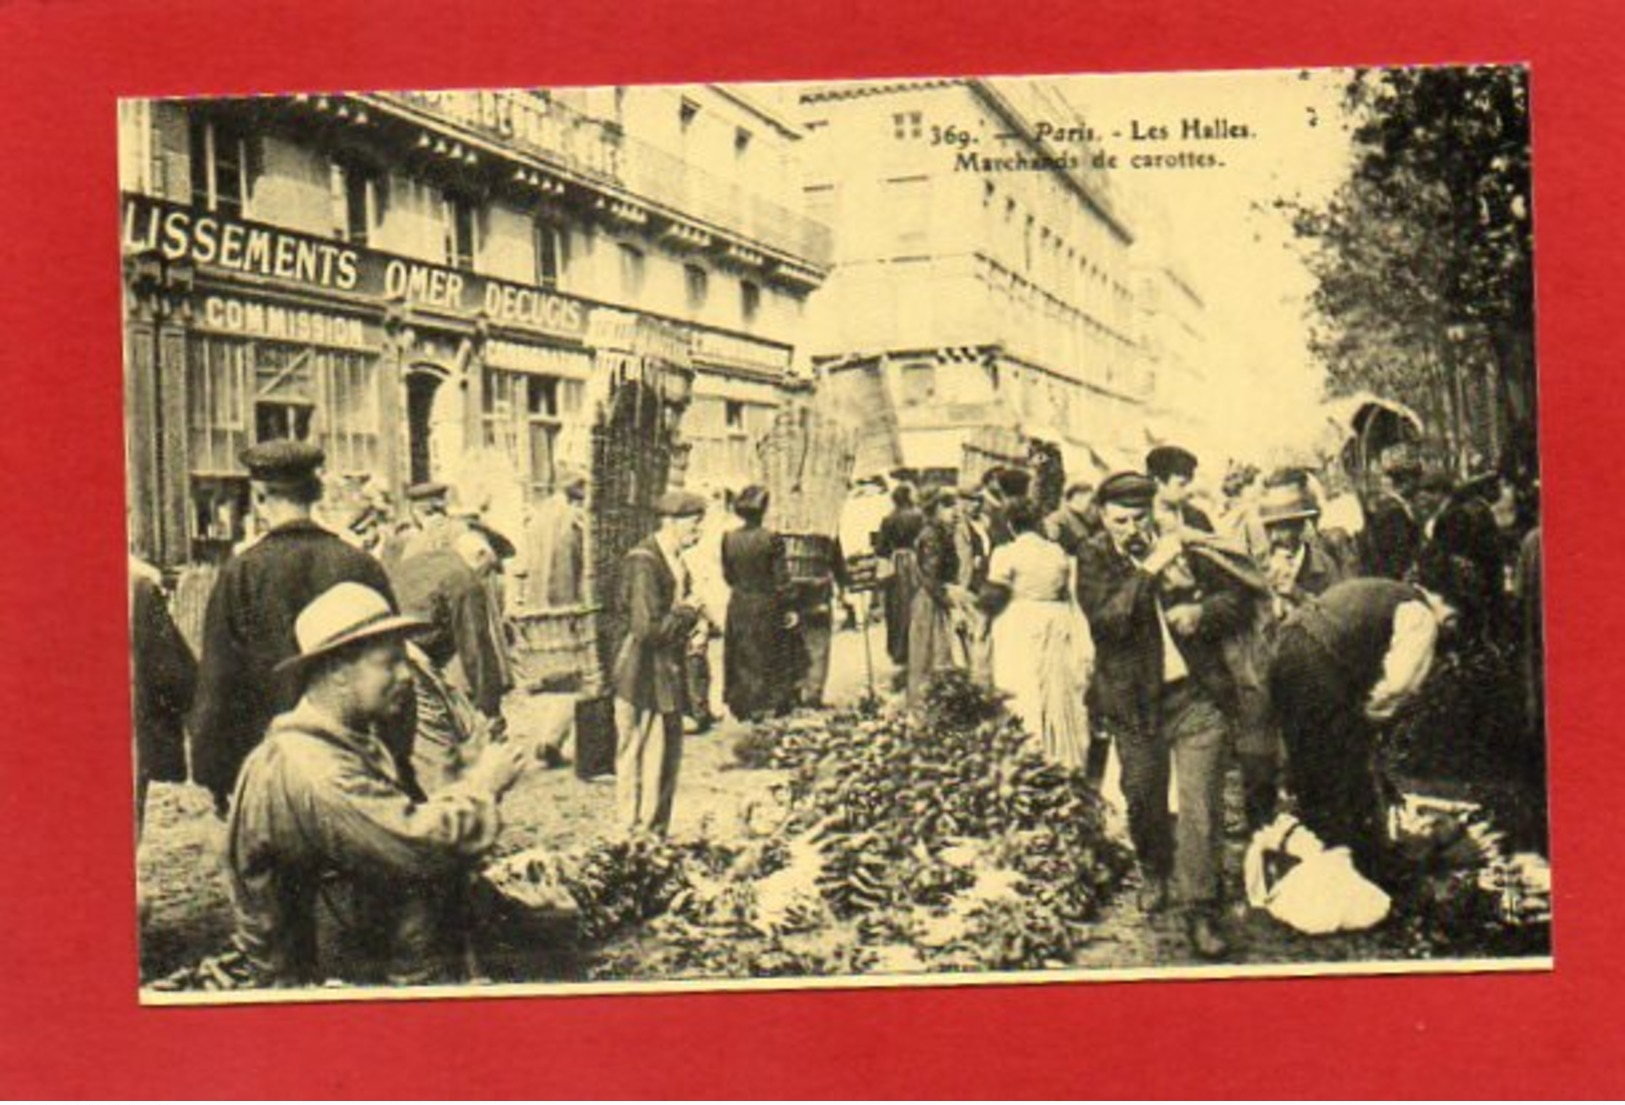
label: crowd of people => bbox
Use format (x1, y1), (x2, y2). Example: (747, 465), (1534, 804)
(129, 433), (1545, 984)
(863, 443), (1543, 959)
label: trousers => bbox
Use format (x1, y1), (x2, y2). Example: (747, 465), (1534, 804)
(1113, 680), (1230, 909)
(613, 698), (684, 835)
(798, 611), (834, 706)
(1269, 625), (1390, 882)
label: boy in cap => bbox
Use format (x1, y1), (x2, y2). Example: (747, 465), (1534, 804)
(226, 582), (533, 986)
(190, 441), (401, 815)
(612, 489), (707, 835)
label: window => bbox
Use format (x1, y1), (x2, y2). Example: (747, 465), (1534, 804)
(189, 117), (254, 218)
(684, 264), (709, 311)
(442, 192), (478, 271)
(679, 98), (699, 131)
(734, 127), (752, 157)
(618, 243), (646, 296)
(725, 400), (745, 431)
(739, 279), (761, 326)
(330, 161), (378, 247)
(886, 176), (929, 257)
(892, 111), (923, 140)
(1024, 214), (1035, 273)
(534, 220), (567, 288)
(898, 361), (936, 407)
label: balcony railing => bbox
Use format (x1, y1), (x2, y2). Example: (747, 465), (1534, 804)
(372, 89), (833, 269)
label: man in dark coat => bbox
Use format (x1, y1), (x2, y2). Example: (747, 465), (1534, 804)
(392, 530), (509, 731)
(1077, 471), (1252, 960)
(1045, 480), (1100, 555)
(130, 558), (195, 839)
(1361, 450), (1423, 580)
(612, 490), (706, 835)
(1419, 473), (1507, 643)
(189, 441), (400, 814)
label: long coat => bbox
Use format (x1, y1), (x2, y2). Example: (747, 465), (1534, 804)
(131, 567), (195, 790)
(189, 518), (398, 808)
(1074, 528), (1251, 738)
(721, 524), (796, 720)
(611, 537), (695, 716)
(392, 549), (509, 720)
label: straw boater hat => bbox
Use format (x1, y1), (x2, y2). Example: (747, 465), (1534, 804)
(273, 583), (429, 684)
(1257, 481), (1321, 526)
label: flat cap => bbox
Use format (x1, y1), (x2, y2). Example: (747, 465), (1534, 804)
(1096, 471), (1157, 508)
(240, 440), (325, 483)
(405, 481), (449, 501)
(655, 489), (708, 517)
(1145, 444), (1199, 481)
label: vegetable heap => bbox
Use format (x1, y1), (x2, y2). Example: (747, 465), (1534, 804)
(493, 672), (1134, 980)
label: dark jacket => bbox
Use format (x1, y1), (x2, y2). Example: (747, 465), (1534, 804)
(1075, 528), (1251, 736)
(189, 518), (397, 807)
(1274, 531), (1354, 615)
(1045, 504), (1099, 556)
(1362, 492), (1420, 580)
(612, 536), (696, 715)
(393, 549), (508, 720)
(874, 507), (925, 558)
(131, 569), (195, 787)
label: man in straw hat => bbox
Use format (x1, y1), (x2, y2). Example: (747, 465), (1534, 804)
(1236, 474), (1354, 830)
(613, 489), (707, 835)
(1259, 476), (1353, 620)
(190, 440), (399, 815)
(226, 582), (533, 986)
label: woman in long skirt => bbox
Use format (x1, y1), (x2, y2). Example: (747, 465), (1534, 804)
(985, 497), (1094, 770)
(874, 483), (925, 675)
(722, 485), (794, 721)
(906, 488), (966, 706)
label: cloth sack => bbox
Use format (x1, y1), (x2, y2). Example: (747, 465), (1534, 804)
(1244, 814), (1391, 935)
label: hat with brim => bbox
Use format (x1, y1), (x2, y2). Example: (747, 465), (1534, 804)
(1258, 482), (1320, 526)
(274, 582), (429, 683)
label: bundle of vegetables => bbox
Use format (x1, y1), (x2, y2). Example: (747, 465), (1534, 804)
(625, 672), (1131, 976)
(484, 835), (723, 944)
(145, 949), (258, 993)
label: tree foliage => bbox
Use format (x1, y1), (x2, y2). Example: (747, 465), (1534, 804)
(1288, 67), (1533, 457)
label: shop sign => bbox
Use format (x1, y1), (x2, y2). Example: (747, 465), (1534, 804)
(484, 338), (592, 377)
(122, 193), (592, 342)
(198, 295), (371, 349)
(690, 328), (792, 373)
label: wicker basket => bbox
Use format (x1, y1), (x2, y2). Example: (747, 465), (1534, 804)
(511, 605), (600, 693)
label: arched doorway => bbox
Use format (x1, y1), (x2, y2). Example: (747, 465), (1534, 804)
(405, 365), (451, 487)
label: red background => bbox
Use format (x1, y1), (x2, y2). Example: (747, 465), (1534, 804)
(0, 0), (1618, 1096)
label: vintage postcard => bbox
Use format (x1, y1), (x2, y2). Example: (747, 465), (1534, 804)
(121, 65), (1547, 1004)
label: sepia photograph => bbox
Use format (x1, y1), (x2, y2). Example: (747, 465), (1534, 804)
(120, 65), (1548, 1003)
